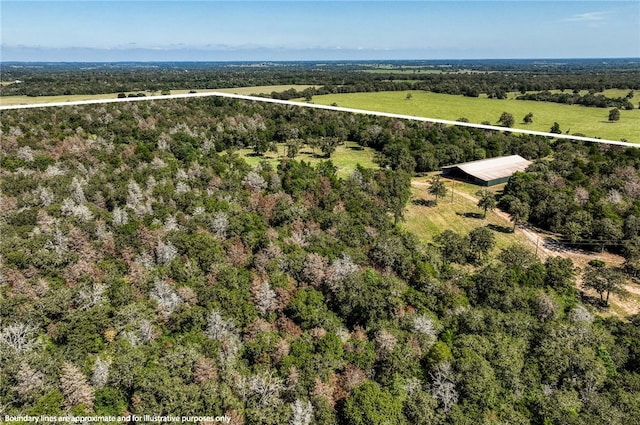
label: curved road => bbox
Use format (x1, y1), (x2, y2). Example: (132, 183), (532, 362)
(1, 91), (638, 148)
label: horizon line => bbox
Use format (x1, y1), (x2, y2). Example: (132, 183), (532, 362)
(2, 57), (640, 64)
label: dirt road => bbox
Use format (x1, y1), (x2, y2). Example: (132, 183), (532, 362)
(412, 179), (639, 315)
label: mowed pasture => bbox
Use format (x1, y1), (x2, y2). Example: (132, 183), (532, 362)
(0, 85), (317, 106)
(404, 176), (526, 251)
(306, 91), (640, 143)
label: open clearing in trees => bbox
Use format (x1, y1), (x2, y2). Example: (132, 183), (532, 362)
(234, 141), (377, 178)
(305, 90), (640, 143)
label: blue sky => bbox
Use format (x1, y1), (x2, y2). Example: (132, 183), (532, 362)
(2, 1), (639, 61)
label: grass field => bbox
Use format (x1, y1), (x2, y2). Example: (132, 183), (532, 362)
(231, 141), (377, 178)
(0, 85), (316, 106)
(403, 176), (527, 252)
(306, 91), (640, 143)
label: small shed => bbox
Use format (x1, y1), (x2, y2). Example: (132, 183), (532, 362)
(441, 155), (532, 186)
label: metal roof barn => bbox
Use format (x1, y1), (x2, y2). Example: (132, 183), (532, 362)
(441, 155), (532, 186)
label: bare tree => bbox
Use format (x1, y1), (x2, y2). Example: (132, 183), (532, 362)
(206, 310), (242, 362)
(60, 362), (94, 410)
(70, 176), (86, 204)
(211, 211), (229, 239)
(111, 206), (128, 226)
(36, 186), (54, 207)
(245, 370), (284, 408)
(253, 279), (277, 316)
(155, 240), (178, 265)
(76, 282), (107, 310)
(44, 227), (69, 256)
(327, 254), (358, 291)
(0, 322), (38, 354)
(17, 146), (35, 162)
(243, 170), (268, 191)
(290, 399), (313, 425)
(429, 362), (458, 413)
(303, 253), (328, 287)
(126, 179), (148, 216)
(413, 314), (440, 345)
(91, 357), (111, 389)
(150, 278), (182, 317)
(14, 362), (44, 397)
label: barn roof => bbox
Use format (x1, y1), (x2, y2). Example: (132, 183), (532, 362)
(441, 155), (532, 183)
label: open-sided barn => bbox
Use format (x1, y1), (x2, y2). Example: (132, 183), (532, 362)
(441, 155), (532, 186)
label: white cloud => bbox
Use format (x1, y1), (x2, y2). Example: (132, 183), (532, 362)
(561, 11), (610, 23)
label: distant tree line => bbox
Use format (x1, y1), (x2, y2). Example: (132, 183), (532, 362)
(2, 61), (639, 99)
(516, 90), (636, 109)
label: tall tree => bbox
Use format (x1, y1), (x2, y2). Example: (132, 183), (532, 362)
(506, 198), (530, 232)
(467, 227), (496, 263)
(608, 108), (620, 122)
(523, 112), (534, 124)
(428, 175), (447, 205)
(379, 170), (411, 225)
(434, 230), (469, 265)
(476, 189), (497, 218)
(582, 260), (627, 306)
(550, 122), (561, 134)
(319, 136), (340, 158)
(497, 112), (515, 127)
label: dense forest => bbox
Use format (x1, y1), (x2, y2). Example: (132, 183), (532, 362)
(500, 142), (640, 276)
(2, 60), (639, 106)
(1, 97), (639, 423)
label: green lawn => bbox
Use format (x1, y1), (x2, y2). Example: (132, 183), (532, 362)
(306, 91), (640, 143)
(231, 141), (377, 178)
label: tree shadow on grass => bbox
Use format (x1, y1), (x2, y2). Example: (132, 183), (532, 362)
(457, 211), (483, 219)
(487, 223), (513, 234)
(348, 146), (365, 151)
(412, 199), (437, 207)
(579, 292), (608, 310)
(311, 153), (330, 159)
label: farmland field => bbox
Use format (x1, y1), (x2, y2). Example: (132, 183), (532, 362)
(0, 85), (316, 106)
(305, 91), (640, 143)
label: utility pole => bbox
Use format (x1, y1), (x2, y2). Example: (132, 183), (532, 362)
(451, 180), (454, 203)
